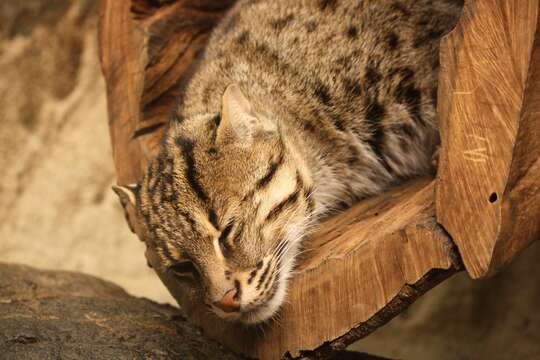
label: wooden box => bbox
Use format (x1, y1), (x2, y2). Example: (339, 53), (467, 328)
(99, 1), (540, 358)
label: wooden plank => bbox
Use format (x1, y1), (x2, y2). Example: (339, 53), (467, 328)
(493, 14), (540, 272)
(436, 0), (540, 278)
(99, 0), (147, 184)
(147, 179), (460, 359)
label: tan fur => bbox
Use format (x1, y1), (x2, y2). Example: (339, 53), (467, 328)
(118, 0), (463, 324)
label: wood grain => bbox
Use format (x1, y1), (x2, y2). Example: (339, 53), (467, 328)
(436, 0), (540, 278)
(99, 0), (147, 184)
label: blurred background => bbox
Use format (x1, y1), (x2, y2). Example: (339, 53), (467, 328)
(0, 1), (538, 359)
(0, 0), (173, 303)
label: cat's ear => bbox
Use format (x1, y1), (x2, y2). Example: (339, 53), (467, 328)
(112, 184), (139, 208)
(217, 84), (276, 145)
(112, 183), (140, 234)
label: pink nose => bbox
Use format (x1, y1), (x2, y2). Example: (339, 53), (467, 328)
(213, 289), (240, 313)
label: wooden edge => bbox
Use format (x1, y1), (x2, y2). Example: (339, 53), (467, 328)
(436, 0), (540, 278)
(146, 179), (463, 360)
(99, 0), (147, 184)
(493, 14), (540, 272)
(294, 267), (458, 360)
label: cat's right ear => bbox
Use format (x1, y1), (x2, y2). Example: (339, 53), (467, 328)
(112, 184), (140, 234)
(217, 84), (276, 146)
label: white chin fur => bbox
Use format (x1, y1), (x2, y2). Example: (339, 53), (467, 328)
(240, 272), (288, 324)
(239, 240), (300, 324)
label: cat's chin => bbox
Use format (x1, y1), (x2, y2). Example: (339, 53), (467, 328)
(241, 277), (288, 324)
(240, 240), (301, 324)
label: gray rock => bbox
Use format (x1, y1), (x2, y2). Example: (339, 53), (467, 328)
(0, 263), (243, 360)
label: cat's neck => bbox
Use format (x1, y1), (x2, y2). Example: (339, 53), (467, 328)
(277, 115), (352, 219)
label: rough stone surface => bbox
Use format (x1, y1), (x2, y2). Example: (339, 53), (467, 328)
(0, 263), (243, 360)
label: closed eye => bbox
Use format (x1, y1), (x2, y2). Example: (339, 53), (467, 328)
(218, 223), (235, 257)
(169, 261), (199, 279)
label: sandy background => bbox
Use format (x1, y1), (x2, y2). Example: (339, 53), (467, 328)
(0, 1), (538, 359)
(0, 0), (173, 304)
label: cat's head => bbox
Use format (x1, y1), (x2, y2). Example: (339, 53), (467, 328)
(114, 84), (315, 324)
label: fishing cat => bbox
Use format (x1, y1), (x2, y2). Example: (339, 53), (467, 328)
(114, 0), (463, 324)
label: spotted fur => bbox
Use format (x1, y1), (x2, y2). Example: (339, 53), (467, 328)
(117, 0), (463, 324)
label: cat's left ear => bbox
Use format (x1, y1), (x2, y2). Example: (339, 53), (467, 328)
(112, 184), (140, 234)
(217, 84), (276, 145)
(112, 184), (139, 208)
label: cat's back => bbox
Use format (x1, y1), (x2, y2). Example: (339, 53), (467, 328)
(211, 0), (438, 75)
(183, 0), (461, 120)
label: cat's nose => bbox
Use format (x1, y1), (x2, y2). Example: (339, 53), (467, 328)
(213, 289), (240, 313)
